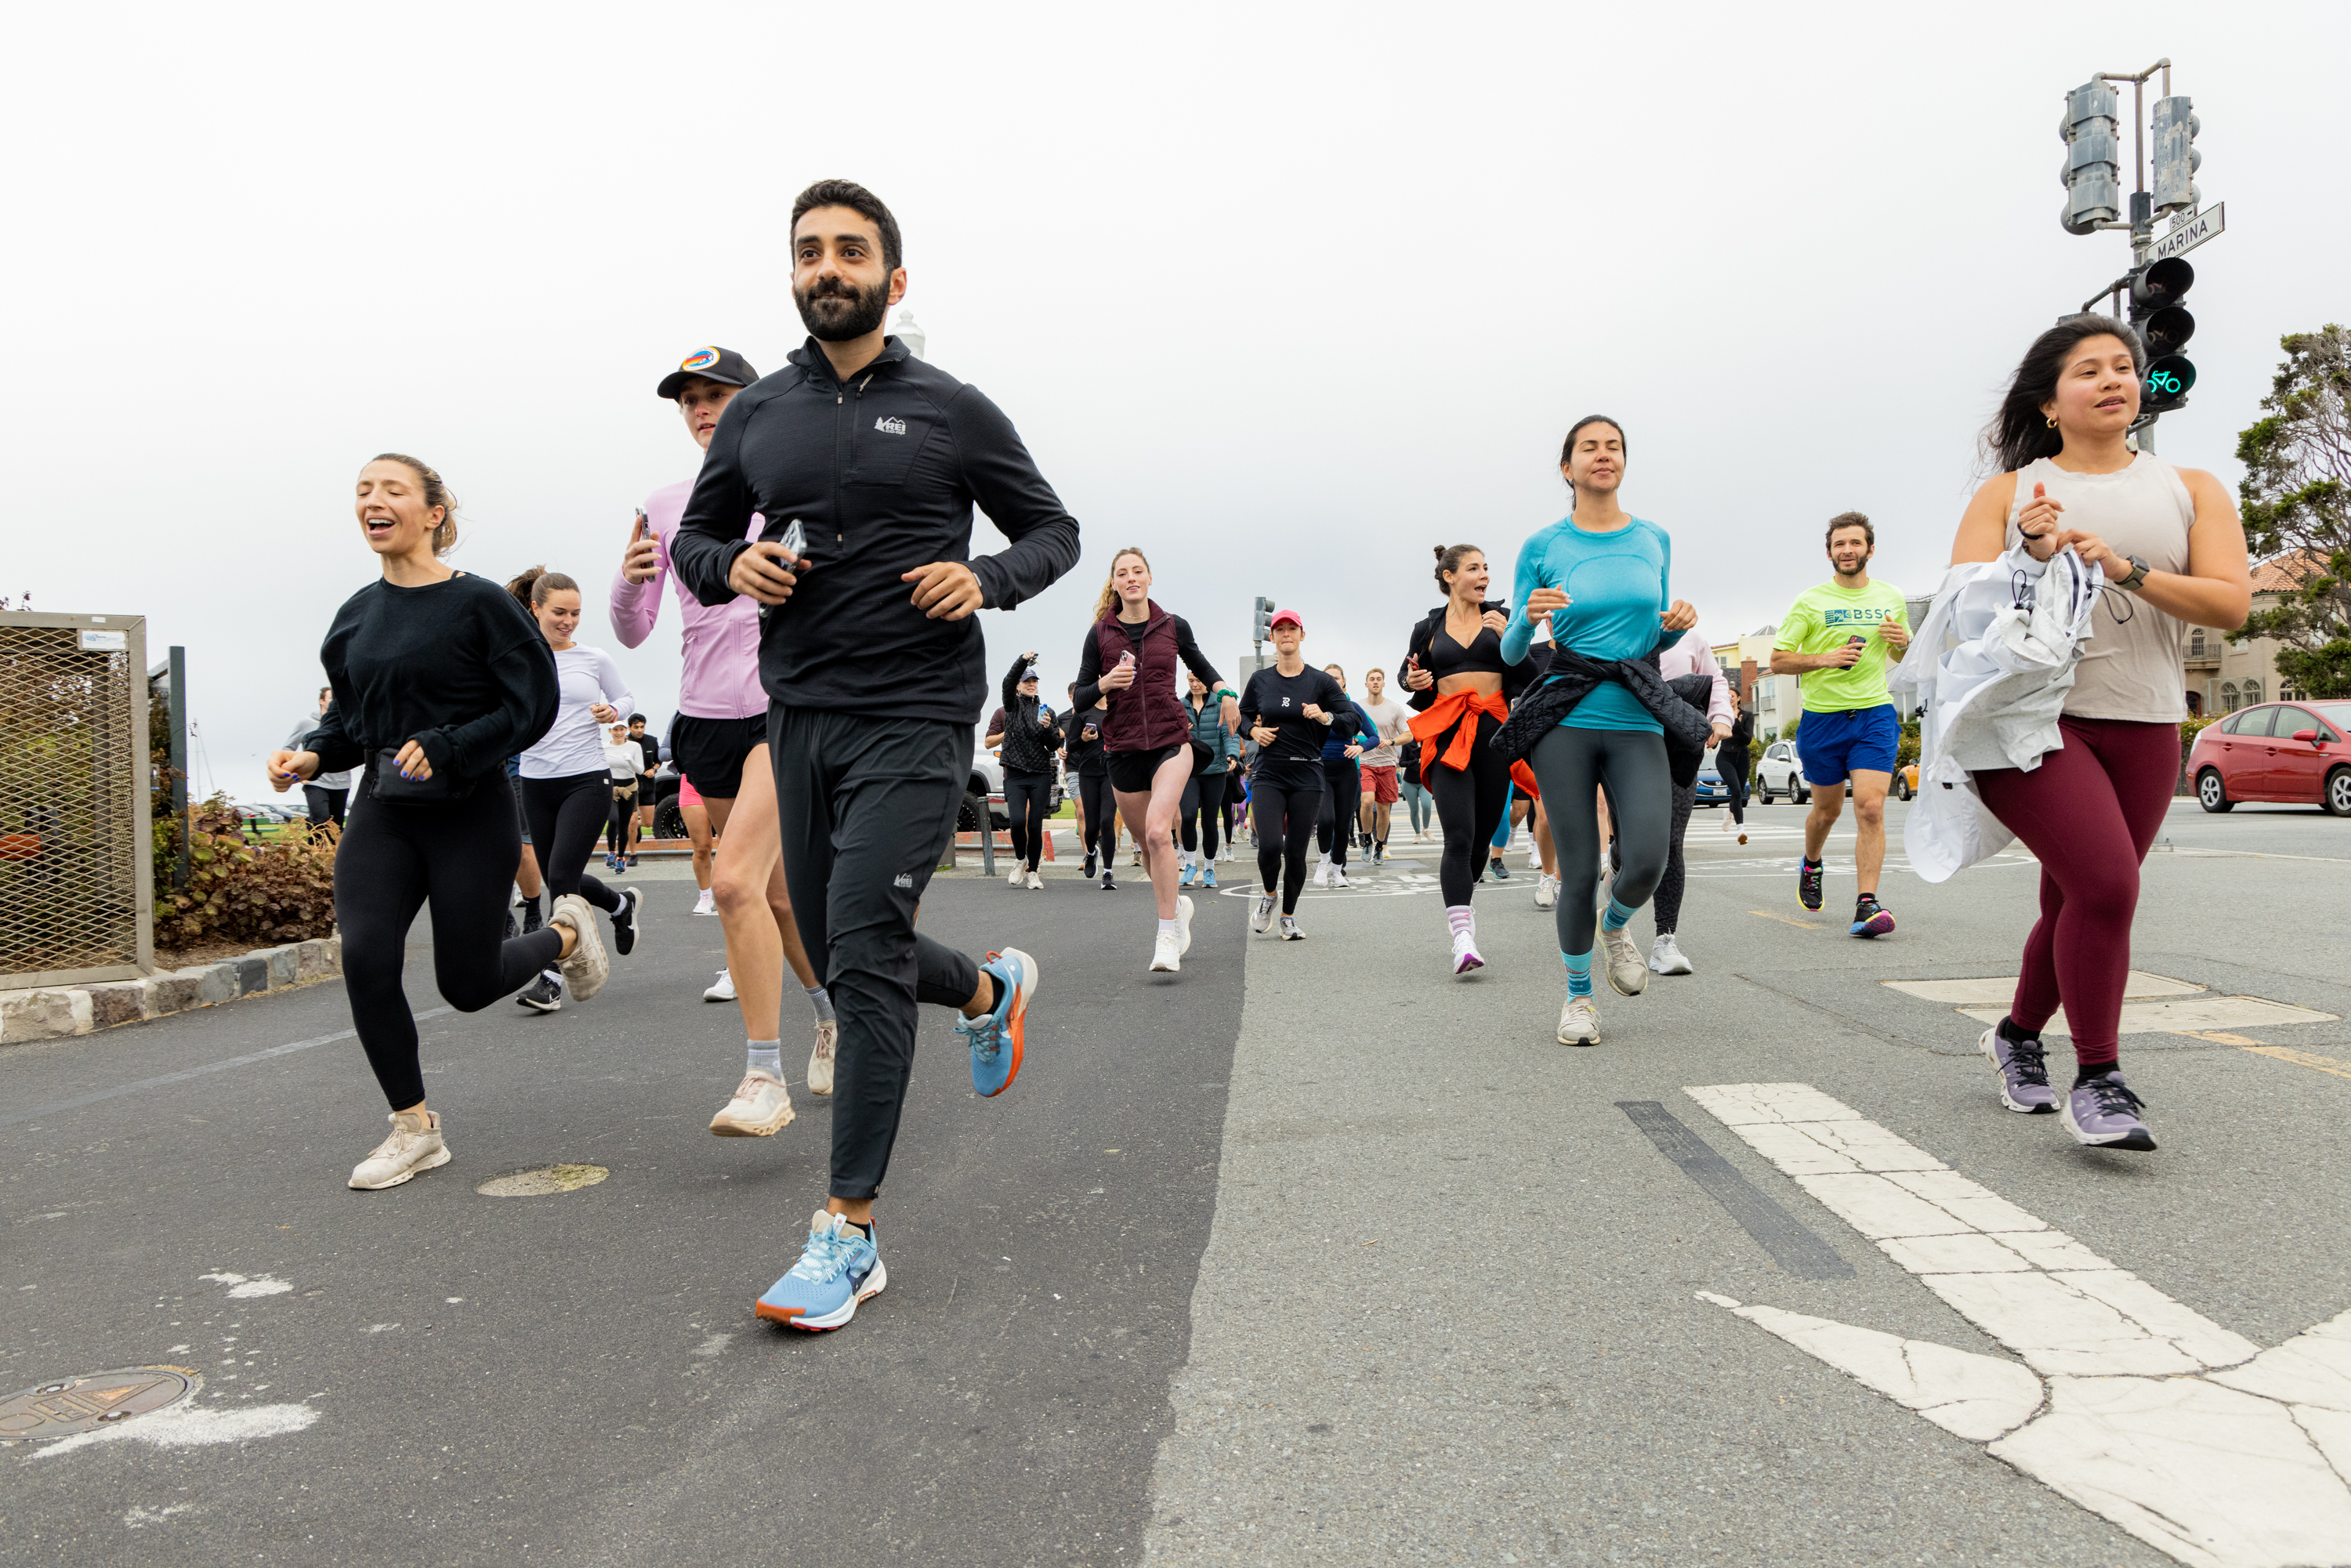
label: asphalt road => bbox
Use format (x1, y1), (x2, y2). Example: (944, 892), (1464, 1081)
(5, 796), (2348, 1565)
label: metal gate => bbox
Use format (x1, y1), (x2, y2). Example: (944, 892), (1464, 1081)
(0, 611), (154, 987)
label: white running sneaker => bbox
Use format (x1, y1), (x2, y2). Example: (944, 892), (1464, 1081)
(1006, 863), (1023, 887)
(1150, 929), (1182, 973)
(1025, 870), (1043, 890)
(1312, 856), (1331, 887)
(1557, 994), (1601, 1046)
(1251, 893), (1276, 932)
(1176, 893), (1195, 955)
(703, 969), (736, 1003)
(1534, 873), (1558, 909)
(807, 1020), (837, 1096)
(1649, 934), (1694, 975)
(1329, 867), (1351, 889)
(349, 1108), (450, 1190)
(1451, 929), (1485, 976)
(1278, 915), (1304, 940)
(549, 893), (610, 1001)
(709, 1070), (795, 1137)
(693, 888), (717, 916)
(1600, 923), (1648, 996)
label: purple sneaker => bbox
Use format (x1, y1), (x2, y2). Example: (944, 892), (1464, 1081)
(2062, 1070), (2156, 1152)
(1980, 1021), (2056, 1114)
(1850, 895), (1896, 938)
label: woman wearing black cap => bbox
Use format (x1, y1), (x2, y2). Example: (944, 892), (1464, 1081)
(268, 454), (583, 1192)
(1073, 548), (1233, 972)
(985, 651), (1061, 889)
(1239, 609), (1346, 940)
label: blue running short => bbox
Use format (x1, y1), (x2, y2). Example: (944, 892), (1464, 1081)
(1798, 703), (1899, 785)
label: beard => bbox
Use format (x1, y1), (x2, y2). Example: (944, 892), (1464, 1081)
(793, 273), (892, 342)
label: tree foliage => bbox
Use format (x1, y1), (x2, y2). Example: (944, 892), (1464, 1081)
(2235, 325), (2351, 697)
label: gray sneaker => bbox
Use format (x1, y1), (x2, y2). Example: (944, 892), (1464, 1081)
(2061, 1071), (2156, 1152)
(1980, 1021), (2056, 1114)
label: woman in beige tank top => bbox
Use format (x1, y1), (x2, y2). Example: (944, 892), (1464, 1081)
(1946, 316), (2250, 1153)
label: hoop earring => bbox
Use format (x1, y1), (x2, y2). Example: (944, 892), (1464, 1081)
(2045, 415), (2059, 429)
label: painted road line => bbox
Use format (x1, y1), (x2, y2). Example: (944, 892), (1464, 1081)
(0, 1008), (455, 1130)
(1615, 1102), (1853, 1280)
(1686, 1081), (2351, 1568)
(2241, 1045), (2351, 1083)
(1885, 972), (2205, 1007)
(1748, 910), (1822, 929)
(1953, 996), (2338, 1037)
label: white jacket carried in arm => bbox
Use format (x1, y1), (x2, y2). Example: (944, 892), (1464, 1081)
(1888, 545), (2102, 882)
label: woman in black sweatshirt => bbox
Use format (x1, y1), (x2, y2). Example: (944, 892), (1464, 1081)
(268, 454), (573, 1192)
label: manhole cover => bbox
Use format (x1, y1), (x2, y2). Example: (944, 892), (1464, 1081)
(0, 1367), (198, 1443)
(476, 1163), (609, 1197)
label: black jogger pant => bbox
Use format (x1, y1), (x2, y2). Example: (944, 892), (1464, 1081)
(770, 707), (984, 1202)
(1077, 772), (1117, 860)
(518, 773), (625, 914)
(1428, 712), (1512, 905)
(1004, 768), (1053, 871)
(303, 784), (347, 827)
(1716, 743), (1751, 824)
(1653, 776), (1697, 935)
(1315, 757), (1359, 864)
(1527, 725), (1673, 955)
(1251, 778), (1322, 914)
(335, 770), (564, 1110)
(1179, 773), (1223, 859)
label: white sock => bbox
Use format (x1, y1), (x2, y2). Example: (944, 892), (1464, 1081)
(1158, 917), (1180, 940)
(747, 1040), (782, 1080)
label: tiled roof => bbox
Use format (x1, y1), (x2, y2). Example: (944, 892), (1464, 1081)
(2250, 547), (2331, 594)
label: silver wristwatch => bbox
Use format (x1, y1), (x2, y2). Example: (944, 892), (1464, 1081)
(2116, 553), (2150, 592)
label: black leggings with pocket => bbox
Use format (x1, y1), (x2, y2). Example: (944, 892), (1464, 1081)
(1251, 777), (1322, 914)
(1527, 724), (1673, 955)
(518, 773), (625, 914)
(1077, 772), (1118, 860)
(1004, 768), (1053, 871)
(1427, 711), (1512, 905)
(336, 770), (566, 1110)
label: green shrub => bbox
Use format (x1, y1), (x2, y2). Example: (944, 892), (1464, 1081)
(153, 792), (339, 949)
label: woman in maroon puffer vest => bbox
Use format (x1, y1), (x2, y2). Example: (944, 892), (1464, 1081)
(1071, 547), (1236, 976)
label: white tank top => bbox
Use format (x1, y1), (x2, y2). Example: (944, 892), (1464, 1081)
(2005, 454), (2193, 723)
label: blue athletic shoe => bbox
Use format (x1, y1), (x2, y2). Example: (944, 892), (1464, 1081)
(1200, 864), (1217, 889)
(960, 947), (1038, 1098)
(1179, 862), (1197, 887)
(755, 1210), (886, 1331)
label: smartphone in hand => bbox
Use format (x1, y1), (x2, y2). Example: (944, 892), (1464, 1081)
(778, 518), (806, 566)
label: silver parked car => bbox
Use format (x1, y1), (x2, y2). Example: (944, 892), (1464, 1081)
(1753, 739), (1811, 804)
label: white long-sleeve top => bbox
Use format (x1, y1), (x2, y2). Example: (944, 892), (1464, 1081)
(1656, 628), (1735, 730)
(520, 644), (635, 780)
(604, 736), (645, 784)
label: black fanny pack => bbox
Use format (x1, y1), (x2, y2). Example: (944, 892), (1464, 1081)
(369, 748), (475, 804)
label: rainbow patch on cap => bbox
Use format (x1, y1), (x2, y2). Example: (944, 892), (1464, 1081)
(679, 347), (722, 372)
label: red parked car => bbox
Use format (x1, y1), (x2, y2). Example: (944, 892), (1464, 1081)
(2189, 699), (2351, 815)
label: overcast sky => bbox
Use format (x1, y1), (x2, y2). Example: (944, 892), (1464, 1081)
(5, 2), (2343, 796)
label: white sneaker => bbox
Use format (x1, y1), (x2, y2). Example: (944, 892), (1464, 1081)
(349, 1109), (450, 1190)
(709, 1070), (795, 1137)
(693, 889), (717, 916)
(1329, 867), (1351, 889)
(1278, 915), (1304, 940)
(1601, 923), (1648, 997)
(549, 893), (610, 1001)
(1649, 934), (1694, 975)
(1150, 930), (1182, 973)
(1534, 873), (1557, 909)
(1025, 870), (1043, 890)
(807, 1020), (837, 1096)
(1251, 893), (1276, 932)
(1312, 856), (1331, 887)
(1719, 813), (1735, 835)
(1176, 893), (1195, 955)
(703, 968), (736, 1003)
(1557, 994), (1601, 1046)
(1450, 929), (1485, 976)
(1007, 864), (1023, 887)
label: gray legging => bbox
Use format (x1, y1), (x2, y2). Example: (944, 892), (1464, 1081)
(1527, 725), (1673, 955)
(1652, 777), (1697, 935)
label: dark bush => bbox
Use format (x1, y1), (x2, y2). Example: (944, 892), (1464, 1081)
(153, 792), (338, 949)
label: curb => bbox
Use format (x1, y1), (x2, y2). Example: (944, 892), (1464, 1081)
(0, 936), (342, 1045)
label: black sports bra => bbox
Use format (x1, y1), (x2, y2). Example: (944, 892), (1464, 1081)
(1425, 620), (1509, 680)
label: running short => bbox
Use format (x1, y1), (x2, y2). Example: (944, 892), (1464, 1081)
(1799, 703), (1900, 784)
(1108, 744), (1185, 793)
(669, 712), (766, 798)
(510, 775), (531, 844)
(1360, 763), (1399, 803)
(679, 773), (704, 810)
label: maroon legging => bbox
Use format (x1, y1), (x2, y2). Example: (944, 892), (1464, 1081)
(1971, 717), (2179, 1069)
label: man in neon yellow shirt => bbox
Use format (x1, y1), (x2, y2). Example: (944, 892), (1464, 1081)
(1770, 512), (1911, 937)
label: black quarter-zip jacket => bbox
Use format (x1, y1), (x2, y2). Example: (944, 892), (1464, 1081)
(669, 335), (1083, 726)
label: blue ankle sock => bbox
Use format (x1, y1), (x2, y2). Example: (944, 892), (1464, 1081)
(1601, 896), (1636, 932)
(1563, 949), (1593, 998)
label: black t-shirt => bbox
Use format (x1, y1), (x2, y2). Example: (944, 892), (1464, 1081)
(1240, 665), (1347, 791)
(1064, 705), (1110, 777)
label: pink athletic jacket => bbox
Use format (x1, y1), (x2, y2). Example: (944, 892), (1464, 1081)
(1657, 628), (1736, 732)
(607, 478), (766, 719)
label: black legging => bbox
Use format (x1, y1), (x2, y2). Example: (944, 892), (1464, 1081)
(1179, 773), (1223, 859)
(1077, 771), (1118, 860)
(1003, 768), (1053, 871)
(1251, 778), (1321, 913)
(1653, 777), (1697, 935)
(1427, 712), (1512, 905)
(338, 771), (565, 1110)
(1224, 771), (1248, 842)
(1527, 725), (1673, 955)
(1716, 743), (1751, 824)
(519, 773), (625, 914)
(605, 784), (635, 857)
(1315, 757), (1359, 864)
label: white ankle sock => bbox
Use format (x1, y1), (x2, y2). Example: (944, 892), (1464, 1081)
(747, 1041), (781, 1080)
(1447, 905), (1475, 939)
(1157, 917), (1179, 939)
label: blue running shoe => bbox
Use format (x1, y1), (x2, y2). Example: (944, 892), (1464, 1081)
(755, 1210), (886, 1331)
(1179, 862), (1197, 888)
(1850, 895), (1895, 938)
(1201, 864), (1217, 889)
(959, 946), (1039, 1098)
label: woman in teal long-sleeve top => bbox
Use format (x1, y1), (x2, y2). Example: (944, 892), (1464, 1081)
(1180, 673), (1241, 887)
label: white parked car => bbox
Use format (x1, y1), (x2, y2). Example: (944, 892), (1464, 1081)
(1752, 739), (1812, 804)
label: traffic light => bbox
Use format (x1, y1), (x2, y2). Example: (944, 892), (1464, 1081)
(2059, 79), (2121, 235)
(1252, 597), (1274, 643)
(2151, 95), (2201, 215)
(2128, 257), (2196, 415)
